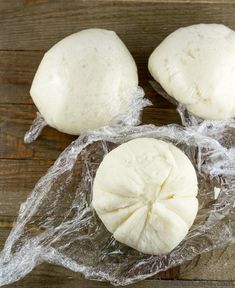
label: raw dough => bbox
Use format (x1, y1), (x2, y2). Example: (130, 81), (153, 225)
(30, 29), (138, 135)
(92, 138), (198, 255)
(148, 24), (235, 120)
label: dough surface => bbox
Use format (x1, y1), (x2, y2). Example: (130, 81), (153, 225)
(92, 138), (198, 255)
(30, 28), (138, 135)
(148, 24), (235, 120)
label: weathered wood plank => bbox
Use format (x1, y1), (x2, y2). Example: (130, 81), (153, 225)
(0, 104), (76, 159)
(0, 84), (31, 104)
(0, 0), (234, 286)
(0, 50), (38, 104)
(122, 0), (235, 2)
(180, 245), (235, 281)
(4, 266), (235, 288)
(0, 222), (11, 249)
(1, 0), (235, 12)
(0, 0), (235, 51)
(0, 159), (53, 216)
(0, 50), (43, 88)
(0, 0), (24, 11)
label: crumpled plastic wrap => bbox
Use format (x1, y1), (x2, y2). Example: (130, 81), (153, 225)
(1, 117), (235, 286)
(24, 87), (148, 143)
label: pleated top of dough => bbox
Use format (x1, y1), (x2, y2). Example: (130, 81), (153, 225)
(92, 138), (198, 255)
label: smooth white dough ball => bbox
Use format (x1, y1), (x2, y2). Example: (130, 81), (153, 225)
(30, 29), (138, 135)
(148, 24), (235, 120)
(92, 138), (198, 255)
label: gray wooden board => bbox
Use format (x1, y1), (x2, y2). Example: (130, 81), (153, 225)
(0, 0), (234, 287)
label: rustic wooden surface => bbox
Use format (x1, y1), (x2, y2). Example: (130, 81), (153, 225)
(0, 0), (234, 287)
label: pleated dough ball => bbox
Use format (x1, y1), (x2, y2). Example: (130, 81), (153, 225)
(148, 24), (235, 120)
(92, 138), (198, 255)
(30, 29), (138, 135)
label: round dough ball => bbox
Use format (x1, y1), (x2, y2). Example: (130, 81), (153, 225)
(92, 138), (198, 255)
(148, 24), (235, 120)
(30, 29), (138, 135)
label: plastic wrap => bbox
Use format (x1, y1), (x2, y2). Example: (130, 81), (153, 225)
(1, 117), (235, 286)
(24, 86), (148, 143)
(150, 80), (235, 150)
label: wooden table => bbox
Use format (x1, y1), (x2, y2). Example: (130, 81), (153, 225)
(0, 0), (234, 287)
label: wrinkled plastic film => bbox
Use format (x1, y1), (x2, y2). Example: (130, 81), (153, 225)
(24, 112), (47, 143)
(1, 119), (235, 286)
(24, 87), (150, 143)
(150, 80), (235, 149)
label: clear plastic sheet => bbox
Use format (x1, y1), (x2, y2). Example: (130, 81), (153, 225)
(150, 80), (235, 150)
(24, 86), (149, 143)
(1, 119), (235, 286)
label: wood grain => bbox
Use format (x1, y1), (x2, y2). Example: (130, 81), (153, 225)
(116, 0), (235, 3)
(180, 245), (235, 281)
(0, 159), (53, 216)
(0, 0), (235, 52)
(0, 0), (234, 287)
(6, 270), (235, 288)
(0, 104), (76, 160)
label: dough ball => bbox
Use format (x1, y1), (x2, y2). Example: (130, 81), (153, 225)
(92, 138), (198, 255)
(30, 29), (138, 135)
(148, 24), (235, 120)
